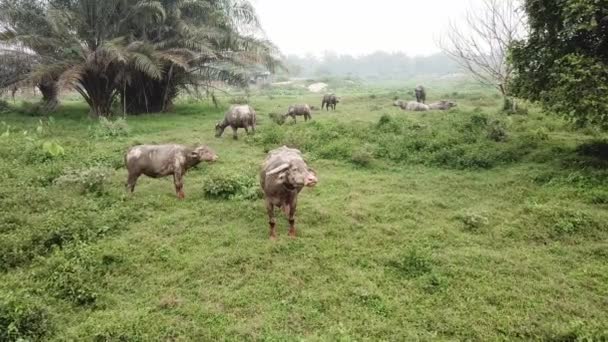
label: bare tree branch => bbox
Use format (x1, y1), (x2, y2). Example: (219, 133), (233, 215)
(438, 0), (526, 96)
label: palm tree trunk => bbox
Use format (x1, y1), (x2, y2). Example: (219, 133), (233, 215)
(37, 79), (59, 113)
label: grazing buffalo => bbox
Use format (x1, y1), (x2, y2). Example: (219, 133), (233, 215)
(322, 94), (340, 111)
(215, 105), (256, 139)
(260, 146), (318, 239)
(125, 144), (218, 199)
(285, 104), (312, 123)
(415, 85), (426, 103)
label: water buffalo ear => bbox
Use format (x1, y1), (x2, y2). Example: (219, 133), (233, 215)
(267, 163), (289, 176)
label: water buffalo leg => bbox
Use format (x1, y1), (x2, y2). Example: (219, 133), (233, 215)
(232, 126), (238, 140)
(288, 200), (297, 237)
(244, 126), (250, 135)
(126, 172), (140, 193)
(173, 172), (185, 199)
(266, 200), (277, 240)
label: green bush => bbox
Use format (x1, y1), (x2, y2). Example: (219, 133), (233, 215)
(387, 249), (433, 279)
(458, 212), (489, 231)
(268, 112), (286, 125)
(202, 172), (261, 200)
(54, 166), (113, 195)
(92, 117), (130, 138)
(487, 120), (508, 142)
(0, 293), (53, 341)
(351, 145), (375, 167)
(43, 246), (101, 306)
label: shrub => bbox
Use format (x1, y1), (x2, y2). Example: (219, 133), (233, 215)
(202, 172), (261, 200)
(93, 117), (130, 138)
(0, 99), (9, 113)
(487, 120), (508, 142)
(268, 112), (286, 125)
(351, 145), (374, 167)
(42, 141), (65, 158)
(387, 249), (433, 279)
(229, 96), (249, 104)
(43, 247), (100, 306)
(0, 294), (53, 341)
(54, 166), (113, 195)
(458, 212), (489, 231)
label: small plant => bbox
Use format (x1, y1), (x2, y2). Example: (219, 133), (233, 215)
(387, 249), (433, 278)
(458, 212), (489, 231)
(229, 96), (249, 104)
(202, 172), (261, 200)
(42, 141), (65, 158)
(487, 120), (508, 142)
(43, 246), (100, 306)
(54, 166), (112, 195)
(268, 112), (286, 125)
(93, 117), (130, 138)
(351, 145), (374, 167)
(0, 294), (53, 341)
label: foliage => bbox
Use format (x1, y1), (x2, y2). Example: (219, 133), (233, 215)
(92, 117), (130, 138)
(41, 141), (65, 158)
(1, 86), (608, 340)
(202, 171), (261, 200)
(0, 0), (280, 116)
(54, 167), (113, 195)
(0, 293), (53, 341)
(510, 1), (608, 128)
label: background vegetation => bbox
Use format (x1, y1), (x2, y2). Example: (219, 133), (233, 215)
(1, 78), (607, 340)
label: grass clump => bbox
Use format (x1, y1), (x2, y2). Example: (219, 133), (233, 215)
(54, 166), (113, 195)
(92, 117), (130, 138)
(202, 171), (261, 200)
(0, 293), (53, 341)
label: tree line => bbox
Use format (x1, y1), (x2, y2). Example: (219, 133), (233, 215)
(0, 0), (279, 117)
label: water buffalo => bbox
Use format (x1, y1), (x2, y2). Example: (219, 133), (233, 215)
(415, 85), (426, 103)
(284, 104), (312, 123)
(428, 100), (457, 110)
(405, 101), (430, 111)
(215, 105), (256, 139)
(125, 144), (218, 199)
(260, 146), (318, 239)
(322, 94), (340, 111)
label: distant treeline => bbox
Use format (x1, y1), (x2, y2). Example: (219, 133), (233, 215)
(283, 52), (460, 79)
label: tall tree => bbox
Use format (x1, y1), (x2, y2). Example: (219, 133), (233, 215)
(510, 0), (608, 127)
(0, 0), (279, 117)
(439, 0), (526, 101)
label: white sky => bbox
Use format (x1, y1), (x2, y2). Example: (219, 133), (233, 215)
(252, 0), (476, 57)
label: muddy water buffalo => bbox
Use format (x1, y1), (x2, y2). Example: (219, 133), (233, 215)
(322, 94), (340, 111)
(215, 105), (256, 139)
(393, 99), (407, 109)
(405, 101), (430, 111)
(285, 104), (312, 123)
(125, 144), (218, 199)
(260, 146), (318, 239)
(428, 100), (457, 110)
(415, 85), (426, 103)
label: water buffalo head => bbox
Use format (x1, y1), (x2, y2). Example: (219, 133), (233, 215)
(191, 145), (218, 162)
(266, 160), (318, 189)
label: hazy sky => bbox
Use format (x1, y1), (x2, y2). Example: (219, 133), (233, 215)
(252, 0), (475, 57)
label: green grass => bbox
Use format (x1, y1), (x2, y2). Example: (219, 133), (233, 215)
(1, 83), (608, 341)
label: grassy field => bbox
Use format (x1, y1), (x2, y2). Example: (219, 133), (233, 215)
(1, 79), (608, 341)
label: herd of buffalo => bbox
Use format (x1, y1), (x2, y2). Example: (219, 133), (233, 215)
(124, 86), (456, 239)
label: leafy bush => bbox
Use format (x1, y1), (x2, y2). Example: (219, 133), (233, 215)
(0, 99), (9, 113)
(387, 249), (433, 278)
(202, 172), (261, 200)
(42, 141), (65, 158)
(0, 293), (53, 341)
(93, 117), (130, 138)
(458, 212), (489, 231)
(351, 145), (374, 167)
(54, 167), (113, 195)
(487, 120), (508, 142)
(43, 246), (101, 306)
(268, 112), (286, 125)
(229, 96), (249, 104)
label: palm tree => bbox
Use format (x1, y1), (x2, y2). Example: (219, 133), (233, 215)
(0, 0), (280, 117)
